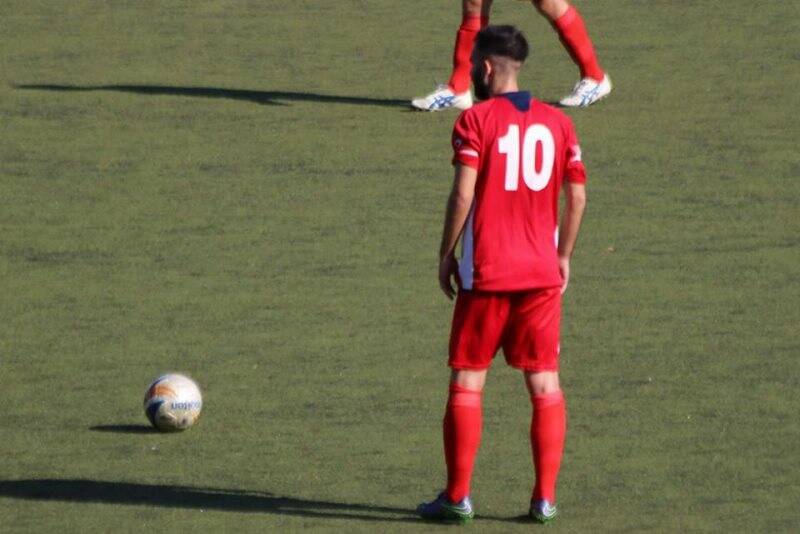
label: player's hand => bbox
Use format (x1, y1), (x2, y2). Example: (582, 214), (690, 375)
(559, 255), (570, 294)
(439, 254), (458, 300)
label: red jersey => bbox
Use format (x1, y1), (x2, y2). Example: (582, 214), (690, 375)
(451, 92), (586, 291)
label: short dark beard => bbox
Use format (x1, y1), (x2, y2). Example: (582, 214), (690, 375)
(473, 77), (491, 101)
(472, 64), (491, 101)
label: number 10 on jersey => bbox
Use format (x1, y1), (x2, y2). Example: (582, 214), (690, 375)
(498, 124), (555, 192)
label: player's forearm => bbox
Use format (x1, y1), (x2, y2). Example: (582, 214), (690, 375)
(440, 164), (478, 260)
(439, 190), (473, 260)
(558, 183), (586, 258)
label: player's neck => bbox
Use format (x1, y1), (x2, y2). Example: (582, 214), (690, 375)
(490, 76), (519, 96)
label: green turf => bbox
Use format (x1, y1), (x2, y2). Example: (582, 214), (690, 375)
(1, 0), (799, 532)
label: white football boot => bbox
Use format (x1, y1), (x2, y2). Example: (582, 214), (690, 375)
(559, 74), (612, 107)
(411, 84), (473, 111)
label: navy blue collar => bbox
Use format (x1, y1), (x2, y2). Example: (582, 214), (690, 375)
(500, 91), (532, 112)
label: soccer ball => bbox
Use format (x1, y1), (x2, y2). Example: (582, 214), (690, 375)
(143, 373), (203, 432)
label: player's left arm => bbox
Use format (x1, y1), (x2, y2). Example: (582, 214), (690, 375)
(438, 163), (478, 299)
(559, 120), (588, 294)
(558, 181), (586, 294)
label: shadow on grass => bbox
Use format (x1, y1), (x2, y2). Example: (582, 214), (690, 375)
(13, 83), (410, 109)
(0, 479), (419, 523)
(89, 424), (158, 434)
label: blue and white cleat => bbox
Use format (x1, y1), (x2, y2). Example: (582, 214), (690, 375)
(411, 84), (473, 111)
(558, 74), (612, 107)
(416, 492), (475, 523)
(529, 498), (558, 523)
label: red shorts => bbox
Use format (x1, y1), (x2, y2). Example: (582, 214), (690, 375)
(448, 287), (561, 372)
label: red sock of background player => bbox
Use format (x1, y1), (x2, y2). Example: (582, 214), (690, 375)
(531, 390), (566, 502)
(443, 383), (482, 502)
(447, 14), (482, 93)
(553, 6), (605, 81)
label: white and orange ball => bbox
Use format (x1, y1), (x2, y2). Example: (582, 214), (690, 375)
(143, 374), (203, 432)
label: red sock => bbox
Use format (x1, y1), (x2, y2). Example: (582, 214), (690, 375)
(531, 391), (566, 502)
(443, 383), (482, 502)
(553, 6), (604, 81)
(447, 15), (482, 93)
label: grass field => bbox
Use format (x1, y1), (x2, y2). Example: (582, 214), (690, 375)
(1, 1), (799, 532)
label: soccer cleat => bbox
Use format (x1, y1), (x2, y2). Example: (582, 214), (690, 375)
(411, 84), (473, 111)
(529, 498), (558, 523)
(558, 74), (612, 107)
(416, 492), (475, 523)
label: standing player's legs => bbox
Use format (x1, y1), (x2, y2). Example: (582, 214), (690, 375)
(442, 290), (508, 507)
(448, 0), (492, 94)
(531, 0), (612, 106)
(417, 291), (509, 521)
(417, 368), (485, 522)
(502, 287), (566, 522)
(526, 370), (566, 523)
(413, 0), (609, 110)
(444, 369), (486, 503)
(411, 0), (492, 111)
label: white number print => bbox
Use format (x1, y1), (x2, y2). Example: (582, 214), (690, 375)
(498, 124), (555, 192)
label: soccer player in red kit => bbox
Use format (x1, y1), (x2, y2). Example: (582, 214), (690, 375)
(412, 0), (610, 110)
(416, 25), (587, 523)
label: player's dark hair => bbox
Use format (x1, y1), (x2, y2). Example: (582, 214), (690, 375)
(474, 25), (529, 62)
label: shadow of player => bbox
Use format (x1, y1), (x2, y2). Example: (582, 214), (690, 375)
(13, 83), (409, 109)
(0, 478), (420, 523)
(89, 424), (158, 434)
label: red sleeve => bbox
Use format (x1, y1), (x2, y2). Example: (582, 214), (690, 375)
(451, 110), (481, 169)
(564, 118), (587, 184)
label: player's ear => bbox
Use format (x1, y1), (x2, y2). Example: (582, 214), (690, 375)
(483, 58), (493, 79)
